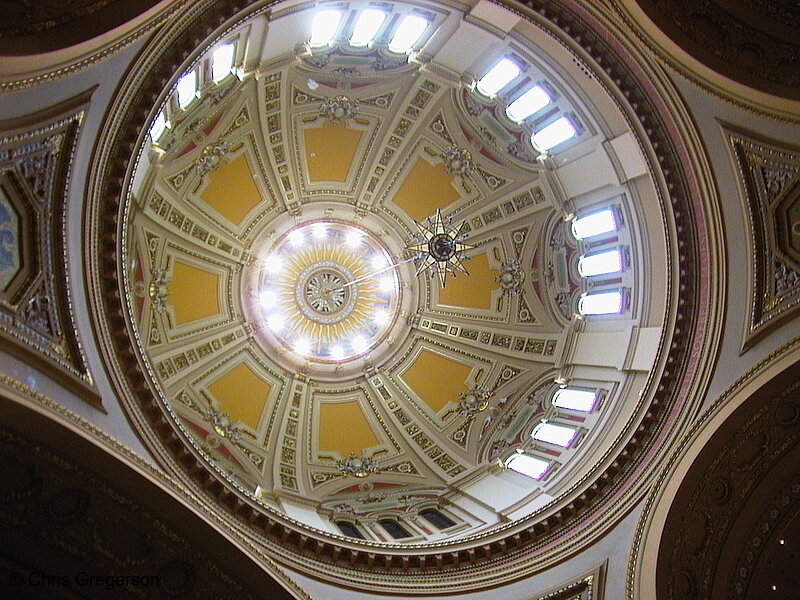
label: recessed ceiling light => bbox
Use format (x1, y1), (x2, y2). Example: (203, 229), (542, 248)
(330, 345), (344, 360)
(312, 223), (327, 239)
(346, 229), (363, 247)
(288, 229), (305, 247)
(374, 310), (389, 325)
(371, 255), (385, 270)
(350, 9), (386, 47)
(379, 277), (393, 292)
(351, 336), (368, 353)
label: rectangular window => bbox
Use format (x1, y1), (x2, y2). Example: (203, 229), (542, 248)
(506, 85), (550, 122)
(310, 9), (342, 47)
(212, 43), (235, 82)
(150, 111), (168, 141)
(505, 453), (550, 480)
(176, 70), (198, 109)
(553, 388), (598, 412)
(388, 14), (428, 53)
(532, 422), (577, 447)
(578, 249), (623, 277)
(379, 519), (412, 539)
(350, 9), (386, 47)
(476, 58), (520, 97)
(532, 116), (576, 150)
(420, 509), (456, 530)
(571, 209), (617, 239)
(579, 290), (624, 315)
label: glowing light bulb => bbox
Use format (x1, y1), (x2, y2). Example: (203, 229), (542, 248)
(267, 313), (285, 331)
(263, 254), (282, 273)
(371, 254), (385, 270)
(288, 229), (305, 247)
(351, 336), (368, 353)
(379, 277), (393, 292)
(346, 229), (363, 247)
(260, 290), (277, 309)
(330, 345), (344, 360)
(295, 338), (312, 355)
(312, 223), (327, 239)
(374, 310), (389, 325)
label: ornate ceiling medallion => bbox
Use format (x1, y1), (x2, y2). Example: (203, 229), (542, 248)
(247, 221), (400, 365)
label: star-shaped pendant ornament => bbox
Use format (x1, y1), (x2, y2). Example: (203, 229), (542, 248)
(406, 209), (474, 287)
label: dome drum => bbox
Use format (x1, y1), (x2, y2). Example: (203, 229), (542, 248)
(83, 0), (716, 591)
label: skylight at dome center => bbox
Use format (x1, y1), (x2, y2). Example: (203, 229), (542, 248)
(247, 221), (401, 364)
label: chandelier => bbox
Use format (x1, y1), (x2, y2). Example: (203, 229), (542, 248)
(406, 209), (473, 287)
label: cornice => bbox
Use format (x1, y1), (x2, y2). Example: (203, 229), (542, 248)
(610, 0), (800, 125)
(0, 0), (192, 92)
(0, 372), (311, 600)
(629, 334), (800, 600)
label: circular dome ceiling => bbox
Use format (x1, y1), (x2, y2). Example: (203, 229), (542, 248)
(87, 0), (714, 591)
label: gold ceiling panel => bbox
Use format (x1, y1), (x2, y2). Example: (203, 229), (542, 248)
(167, 260), (221, 325)
(317, 398), (381, 459)
(198, 153), (264, 225)
(303, 120), (364, 183)
(399, 348), (472, 414)
(391, 155), (461, 221)
(206, 361), (272, 431)
(437, 251), (501, 311)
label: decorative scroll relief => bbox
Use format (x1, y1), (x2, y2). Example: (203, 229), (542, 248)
(0, 98), (96, 403)
(725, 125), (800, 349)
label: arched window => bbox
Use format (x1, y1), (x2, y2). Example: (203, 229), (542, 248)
(420, 509), (456, 530)
(379, 519), (412, 539)
(335, 521), (364, 540)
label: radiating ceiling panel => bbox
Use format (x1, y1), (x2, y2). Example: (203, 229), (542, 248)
(168, 260), (220, 325)
(304, 120), (363, 182)
(199, 153), (264, 225)
(400, 349), (472, 413)
(317, 399), (380, 458)
(207, 361), (272, 430)
(437, 252), (500, 310)
(391, 157), (461, 221)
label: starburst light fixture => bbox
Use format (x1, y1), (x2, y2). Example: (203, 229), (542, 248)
(406, 209), (474, 287)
